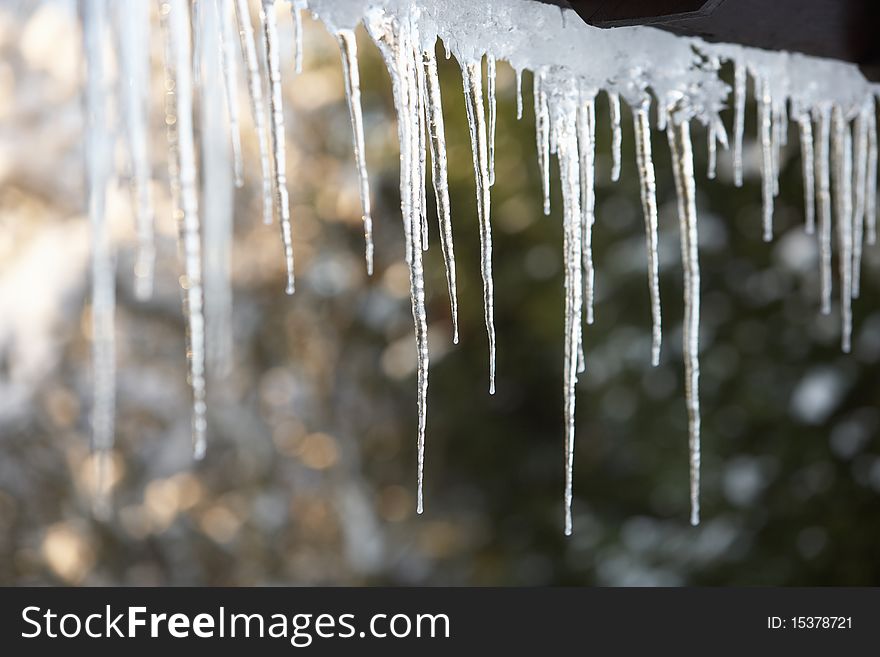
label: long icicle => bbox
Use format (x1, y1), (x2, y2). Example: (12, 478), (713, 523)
(336, 28), (374, 275)
(461, 59), (497, 394)
(667, 115), (701, 527)
(83, 0), (115, 516)
(415, 39), (429, 252)
(867, 103), (878, 246)
(758, 76), (775, 241)
(217, 0), (244, 187)
(851, 103), (868, 298)
(487, 54), (497, 186)
(160, 0), (208, 458)
(577, 93), (596, 326)
(797, 111), (816, 234)
(732, 62), (746, 187)
(115, 0), (155, 302)
(364, 8), (429, 514)
(707, 120), (717, 180)
(233, 0), (273, 224)
(260, 0), (295, 294)
(202, 0), (235, 378)
(608, 91), (622, 182)
(633, 101), (662, 366)
(831, 105), (853, 353)
(534, 70), (551, 215)
(552, 94), (583, 536)
(813, 105), (833, 315)
(422, 42), (460, 342)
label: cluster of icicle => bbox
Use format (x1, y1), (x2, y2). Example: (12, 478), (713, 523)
(81, 0), (879, 530)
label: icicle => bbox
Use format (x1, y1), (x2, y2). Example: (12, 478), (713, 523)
(115, 0), (155, 301)
(192, 0), (202, 86)
(461, 59), (497, 394)
(851, 104), (868, 298)
(758, 76), (774, 241)
(831, 105), (853, 353)
(364, 8), (429, 513)
(633, 101), (662, 366)
(290, 0), (305, 74)
(867, 104), (878, 246)
(422, 43), (460, 342)
(202, 0), (234, 377)
(732, 62), (746, 187)
(336, 28), (374, 275)
(576, 93), (596, 326)
(415, 41), (429, 252)
(534, 70), (551, 215)
(551, 94), (583, 536)
(83, 0), (115, 516)
(233, 0), (273, 225)
(515, 68), (523, 120)
(813, 106), (833, 315)
(217, 0), (244, 188)
(487, 55), (497, 187)
(797, 112), (816, 234)
(259, 0), (295, 294)
(706, 120), (717, 180)
(666, 114), (701, 527)
(160, 0), (208, 458)
(608, 91), (622, 182)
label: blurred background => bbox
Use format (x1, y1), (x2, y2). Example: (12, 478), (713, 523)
(1, 0), (880, 586)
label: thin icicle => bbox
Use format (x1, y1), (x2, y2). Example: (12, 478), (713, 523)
(422, 43), (459, 342)
(83, 0), (115, 516)
(192, 0), (203, 86)
(202, 0), (235, 377)
(813, 106), (833, 315)
(758, 76), (774, 241)
(233, 0), (273, 225)
(487, 55), (497, 187)
(290, 0), (305, 74)
(851, 104), (868, 298)
(666, 114), (701, 527)
(577, 93), (596, 326)
(415, 41), (428, 252)
(608, 91), (621, 182)
(160, 0), (208, 458)
(515, 68), (523, 120)
(732, 62), (746, 187)
(797, 111), (816, 234)
(115, 0), (155, 301)
(831, 105), (853, 353)
(259, 0), (295, 294)
(633, 101), (662, 366)
(364, 8), (429, 513)
(551, 95), (582, 536)
(217, 0), (244, 188)
(336, 28), (374, 275)
(867, 104), (878, 246)
(461, 59), (497, 394)
(771, 103), (784, 196)
(707, 120), (717, 180)
(534, 70), (551, 215)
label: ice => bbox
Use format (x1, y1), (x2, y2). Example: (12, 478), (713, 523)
(461, 58), (497, 394)
(487, 55), (497, 186)
(534, 70), (551, 216)
(114, 0), (155, 301)
(666, 115), (701, 527)
(259, 0), (296, 295)
(732, 62), (746, 187)
(290, 0), (306, 74)
(758, 76), (775, 241)
(796, 109), (816, 234)
(421, 42), (460, 341)
(234, 0), (274, 225)
(83, 0), (115, 515)
(852, 102), (869, 298)
(608, 91), (621, 182)
(707, 120), (717, 180)
(217, 0), (245, 188)
(202, 0), (235, 377)
(814, 105), (833, 316)
(515, 67), (523, 120)
(633, 101), (662, 366)
(832, 105), (853, 353)
(160, 0), (208, 458)
(337, 28), (375, 275)
(577, 94), (596, 326)
(867, 104), (878, 246)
